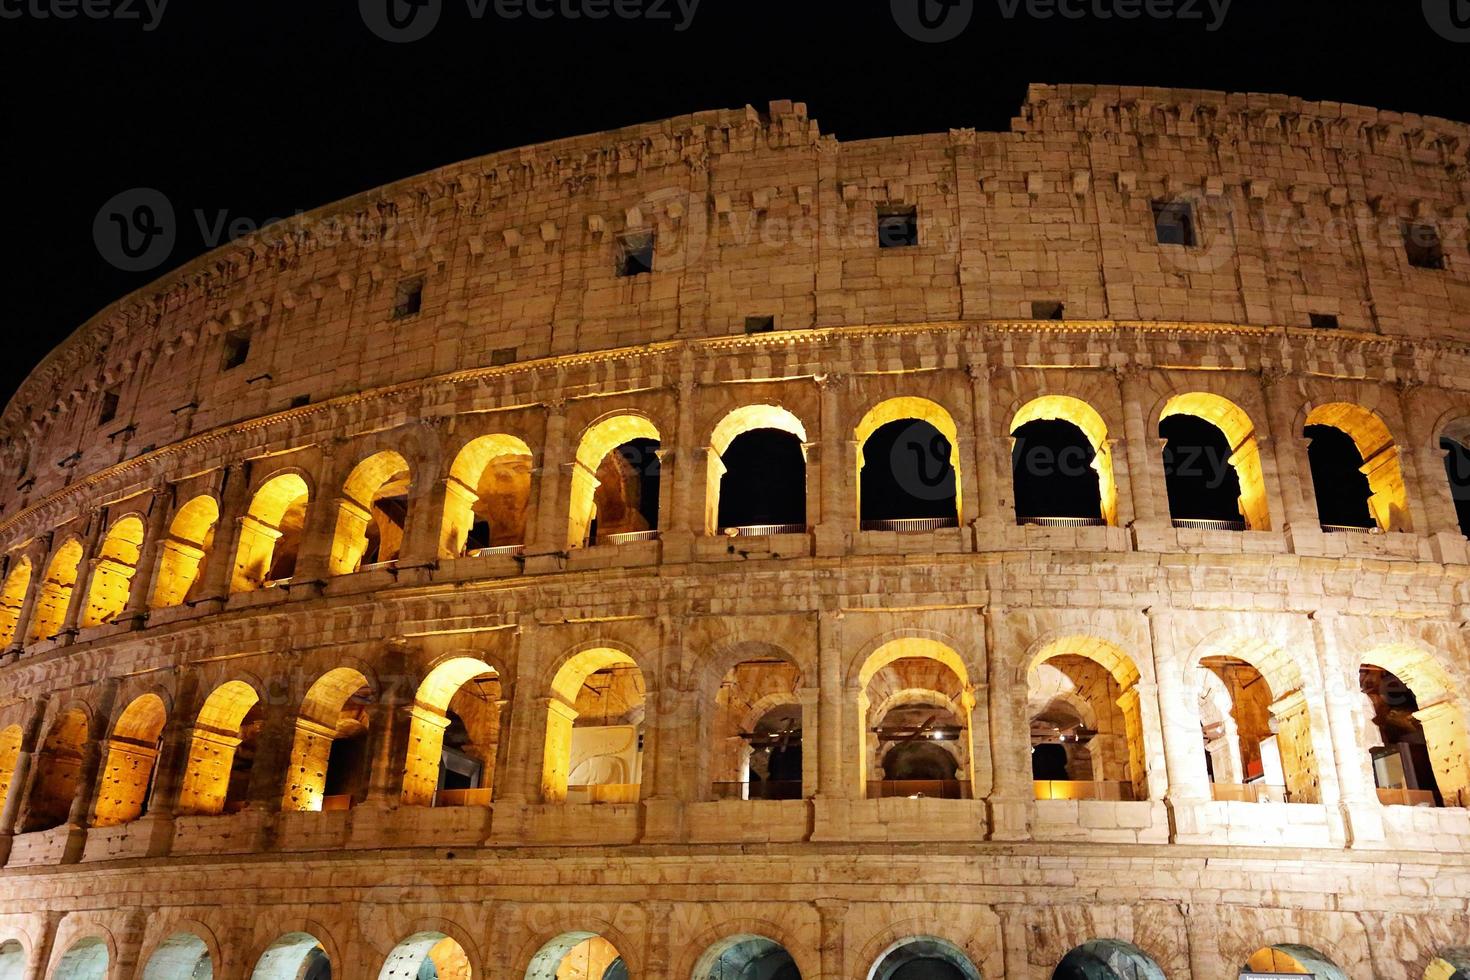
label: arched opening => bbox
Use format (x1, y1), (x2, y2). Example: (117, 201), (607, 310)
(80, 515), (145, 627)
(329, 452), (412, 575)
(0, 556), (32, 647)
(568, 416), (662, 549)
(692, 935), (800, 980)
(284, 669), (373, 812)
(858, 639), (975, 799)
(141, 932), (213, 980)
(250, 933), (330, 980)
(542, 649), (646, 804)
(0, 725), (22, 816)
(1304, 403), (1407, 532)
(401, 658), (502, 808)
(1425, 948), (1470, 980)
(1359, 645), (1470, 807)
(91, 693), (167, 827)
(1198, 649), (1322, 804)
(0, 940), (23, 980)
(379, 931), (470, 980)
(525, 932), (626, 980)
(1010, 396), (1117, 526)
(27, 538), (82, 643)
(1053, 940), (1164, 980)
(177, 681), (262, 816)
(150, 496), (219, 609)
(710, 653), (803, 800)
(867, 936), (980, 980)
(231, 474), (310, 592)
(442, 434), (533, 557)
(1240, 944), (1348, 979)
(1159, 393), (1268, 531)
(52, 938), (108, 980)
(1028, 640), (1148, 801)
(856, 398), (962, 531)
(1439, 419), (1470, 538)
(707, 405), (808, 535)
(20, 707), (87, 833)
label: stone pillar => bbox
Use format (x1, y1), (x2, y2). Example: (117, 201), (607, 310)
(526, 399), (570, 562)
(1119, 681), (1165, 801)
(121, 485), (173, 627)
(985, 606), (1032, 840)
(19, 911), (61, 980)
(0, 696), (49, 865)
(495, 632), (545, 805)
(1145, 608), (1211, 842)
(396, 418), (451, 568)
(1308, 611), (1384, 846)
(815, 899), (848, 980)
(796, 685), (820, 798)
(194, 463), (251, 605)
(245, 692), (296, 818)
(966, 679), (993, 800)
(285, 462), (340, 591)
(643, 900), (672, 980)
(58, 513), (106, 642)
(1260, 370), (1322, 536)
(659, 377), (698, 563)
(362, 651), (416, 808)
(60, 680), (118, 863)
(966, 357), (1008, 547)
(4, 545), (44, 656)
(132, 709), (192, 856)
(813, 375), (849, 557)
(815, 611), (844, 798)
(1116, 367), (1167, 533)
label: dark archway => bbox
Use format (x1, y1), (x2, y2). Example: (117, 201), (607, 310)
(1441, 436), (1470, 537)
(868, 937), (980, 980)
(1160, 414), (1243, 525)
(1012, 419), (1103, 523)
(1053, 940), (1164, 980)
(1304, 424), (1375, 529)
(717, 429), (806, 531)
(589, 438), (661, 545)
(860, 419), (957, 525)
(692, 935), (800, 980)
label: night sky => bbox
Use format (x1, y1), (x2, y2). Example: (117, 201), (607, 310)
(1, 1), (1467, 408)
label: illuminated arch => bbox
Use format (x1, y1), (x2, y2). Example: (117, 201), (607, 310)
(231, 473), (310, 592)
(568, 414), (662, 548)
(329, 451), (412, 575)
(283, 668), (373, 812)
(854, 396), (963, 526)
(709, 647), (805, 801)
(1304, 402), (1407, 531)
(0, 556), (32, 647)
(1242, 944), (1348, 980)
(150, 496), (219, 609)
(379, 932), (470, 980)
(524, 932), (629, 980)
(400, 657), (502, 807)
(706, 404), (809, 534)
(250, 933), (330, 980)
(1028, 637), (1149, 799)
(866, 936), (980, 980)
(1361, 641), (1470, 807)
(1425, 948), (1470, 980)
(140, 932), (213, 980)
(691, 935), (800, 980)
(91, 693), (167, 827)
(856, 637), (974, 798)
(0, 725), (21, 819)
(1053, 940), (1165, 980)
(542, 647), (645, 803)
(1010, 395), (1118, 525)
(28, 537), (83, 643)
(1160, 392), (1269, 530)
(0, 939), (23, 980)
(442, 434), (533, 557)
(20, 706), (88, 832)
(80, 515), (145, 628)
(177, 680), (261, 816)
(52, 937), (108, 980)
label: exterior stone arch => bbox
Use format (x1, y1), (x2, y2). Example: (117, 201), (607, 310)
(232, 470), (313, 593)
(514, 912), (644, 980)
(282, 666), (376, 811)
(374, 922), (478, 980)
(1155, 389), (1271, 531)
(1009, 393), (1120, 525)
(137, 922), (220, 980)
(567, 410), (664, 549)
(28, 534), (85, 644)
(243, 918), (341, 980)
(538, 639), (652, 804)
(328, 450), (414, 575)
(149, 494), (220, 610)
(852, 395), (965, 527)
(1296, 397), (1411, 532)
(674, 916), (817, 980)
(45, 915), (117, 980)
(441, 432), (534, 558)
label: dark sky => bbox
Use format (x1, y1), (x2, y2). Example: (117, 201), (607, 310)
(2, 1), (1467, 408)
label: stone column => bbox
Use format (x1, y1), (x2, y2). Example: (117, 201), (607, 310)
(396, 418), (451, 569)
(60, 680), (117, 863)
(1260, 370), (1322, 536)
(285, 454), (341, 591)
(18, 911), (61, 980)
(362, 650), (416, 808)
(495, 630), (546, 805)
(985, 606), (1032, 840)
(4, 545), (45, 657)
(1308, 611), (1384, 846)
(0, 696), (49, 866)
(1145, 608), (1211, 842)
(815, 611), (844, 798)
(1116, 367), (1169, 537)
(58, 513), (106, 642)
(966, 357), (1008, 547)
(244, 691), (296, 818)
(121, 485), (173, 628)
(525, 400), (570, 561)
(815, 899), (848, 980)
(1120, 681), (1166, 801)
(813, 375), (849, 557)
(193, 463), (251, 606)
(659, 377), (698, 563)
(642, 900), (672, 980)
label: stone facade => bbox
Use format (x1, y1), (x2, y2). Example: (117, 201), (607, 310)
(1, 84), (1470, 979)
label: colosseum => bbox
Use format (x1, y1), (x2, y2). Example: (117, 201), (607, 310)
(1, 81), (1470, 980)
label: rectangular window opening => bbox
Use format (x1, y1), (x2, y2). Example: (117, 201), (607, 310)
(744, 315), (776, 334)
(617, 232), (655, 277)
(1402, 221), (1446, 270)
(1030, 301), (1065, 320)
(490, 346), (517, 366)
(393, 279), (424, 319)
(288, 394), (311, 409)
(1309, 313), (1340, 330)
(1152, 200), (1196, 247)
(877, 205), (918, 248)
(98, 386), (120, 425)
(222, 330), (252, 371)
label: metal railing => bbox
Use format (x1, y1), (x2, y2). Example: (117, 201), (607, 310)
(859, 516), (960, 533)
(1376, 786), (1437, 806)
(866, 779), (971, 799)
(433, 787), (493, 808)
(602, 530), (660, 545)
(723, 524), (806, 537)
(1033, 780), (1135, 801)
(1172, 518), (1246, 532)
(1321, 523), (1379, 534)
(467, 544), (521, 557)
(1018, 516), (1107, 528)
(711, 780), (803, 801)
(358, 560), (397, 572)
